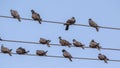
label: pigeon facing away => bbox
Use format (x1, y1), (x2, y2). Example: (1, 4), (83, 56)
(10, 9), (21, 22)
(73, 39), (85, 49)
(98, 53), (109, 63)
(64, 17), (76, 30)
(16, 47), (29, 54)
(59, 36), (71, 47)
(31, 10), (42, 24)
(89, 40), (101, 50)
(1, 44), (12, 56)
(89, 18), (99, 32)
(36, 50), (48, 56)
(39, 38), (51, 47)
(62, 49), (72, 61)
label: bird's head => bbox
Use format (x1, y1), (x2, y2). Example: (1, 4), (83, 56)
(40, 38), (43, 40)
(73, 39), (76, 41)
(18, 47), (23, 49)
(91, 39), (95, 42)
(10, 9), (13, 12)
(99, 53), (102, 55)
(36, 50), (39, 52)
(31, 9), (35, 13)
(89, 18), (92, 21)
(62, 49), (66, 52)
(58, 36), (61, 39)
(72, 17), (75, 19)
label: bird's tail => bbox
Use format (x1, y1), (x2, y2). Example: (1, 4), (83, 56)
(18, 18), (21, 22)
(96, 43), (101, 50)
(25, 51), (30, 54)
(46, 40), (51, 47)
(38, 19), (42, 24)
(104, 59), (108, 63)
(44, 51), (48, 56)
(8, 52), (12, 56)
(95, 27), (99, 32)
(68, 58), (72, 62)
(68, 43), (71, 48)
(65, 25), (69, 30)
(10, 49), (12, 52)
(81, 45), (85, 49)
(8, 49), (12, 56)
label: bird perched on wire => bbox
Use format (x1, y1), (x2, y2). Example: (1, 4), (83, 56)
(73, 39), (85, 49)
(39, 38), (51, 47)
(98, 53), (109, 63)
(36, 50), (48, 56)
(64, 17), (76, 30)
(62, 49), (72, 62)
(10, 9), (21, 22)
(88, 18), (99, 32)
(58, 36), (71, 47)
(16, 47), (29, 54)
(89, 40), (101, 50)
(1, 44), (12, 56)
(31, 9), (42, 24)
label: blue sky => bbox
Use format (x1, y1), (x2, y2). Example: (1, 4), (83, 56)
(0, 0), (120, 68)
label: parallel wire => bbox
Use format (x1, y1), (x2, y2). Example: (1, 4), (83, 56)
(0, 15), (120, 30)
(1, 39), (120, 51)
(0, 52), (120, 62)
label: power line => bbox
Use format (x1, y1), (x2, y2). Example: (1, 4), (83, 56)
(0, 52), (120, 62)
(1, 39), (120, 51)
(0, 15), (120, 30)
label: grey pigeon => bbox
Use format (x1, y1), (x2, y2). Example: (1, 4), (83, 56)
(1, 44), (12, 56)
(64, 17), (76, 30)
(89, 18), (99, 32)
(39, 38), (51, 47)
(36, 50), (48, 56)
(59, 36), (71, 47)
(89, 40), (101, 50)
(98, 53), (109, 63)
(31, 10), (42, 24)
(16, 47), (29, 54)
(62, 49), (72, 61)
(73, 39), (85, 49)
(10, 9), (21, 22)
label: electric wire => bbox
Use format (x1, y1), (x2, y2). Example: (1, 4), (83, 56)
(1, 39), (120, 51)
(0, 15), (120, 30)
(0, 52), (120, 62)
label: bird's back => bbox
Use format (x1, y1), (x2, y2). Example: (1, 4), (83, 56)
(32, 12), (40, 20)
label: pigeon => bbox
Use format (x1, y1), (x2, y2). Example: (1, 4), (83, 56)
(89, 40), (101, 50)
(62, 49), (72, 61)
(64, 17), (76, 30)
(1, 44), (12, 56)
(39, 38), (51, 47)
(59, 36), (71, 47)
(98, 53), (109, 63)
(10, 9), (21, 22)
(16, 47), (29, 54)
(89, 18), (99, 32)
(73, 39), (85, 49)
(31, 9), (42, 24)
(36, 50), (48, 56)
